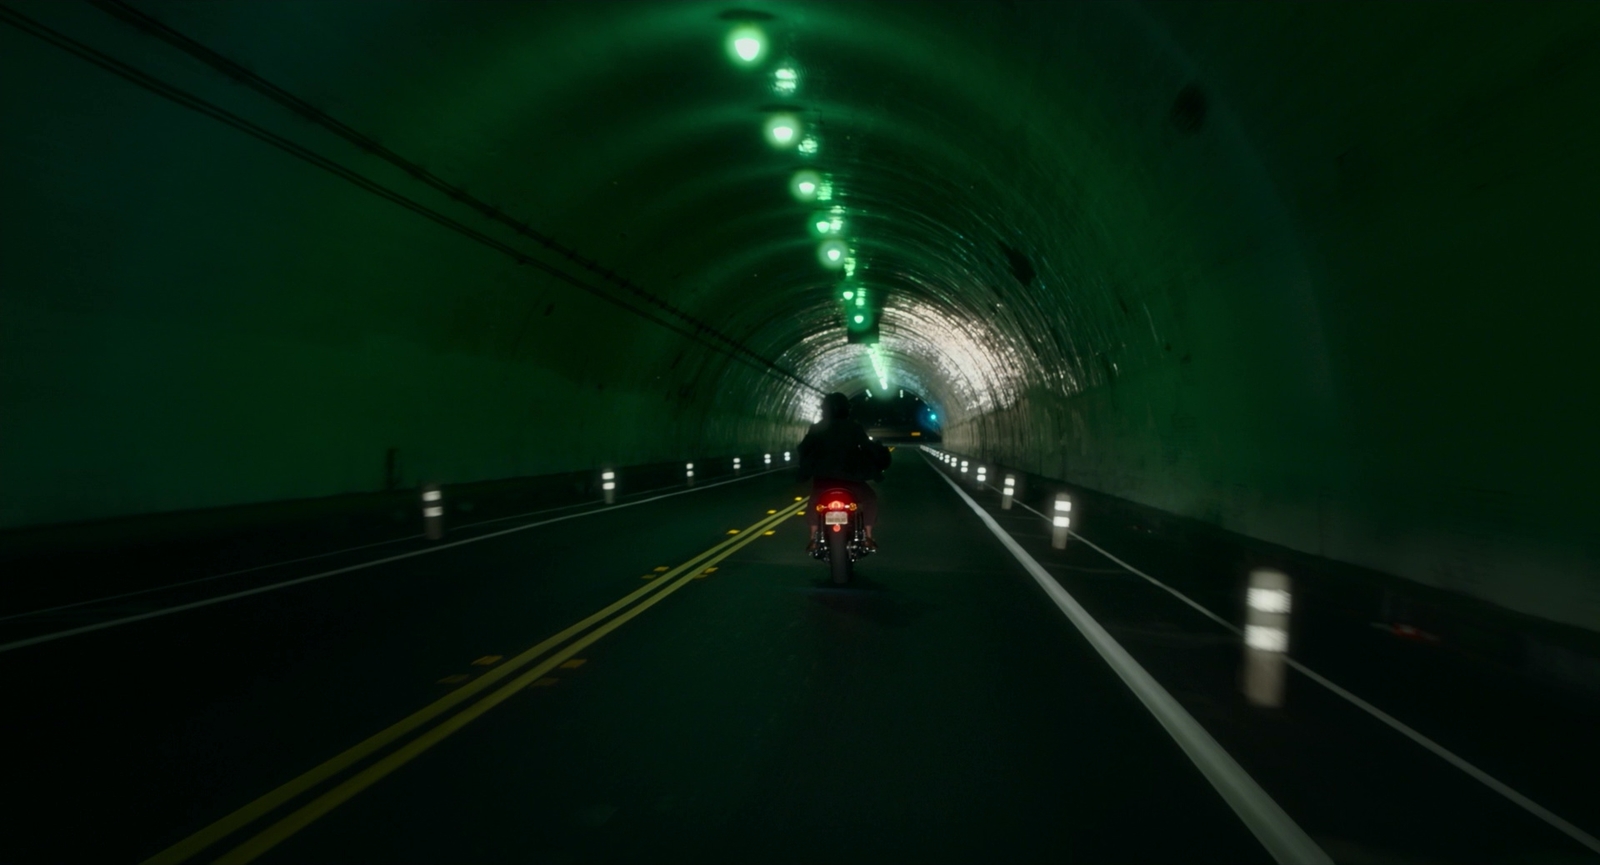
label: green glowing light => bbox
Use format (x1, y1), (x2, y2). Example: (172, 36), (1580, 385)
(809, 211), (844, 237)
(854, 314), (865, 324)
(765, 114), (799, 147)
(791, 170), (822, 201)
(727, 26), (766, 65)
(818, 239), (848, 268)
(856, 296), (864, 306)
(797, 135), (818, 155)
(842, 290), (854, 300)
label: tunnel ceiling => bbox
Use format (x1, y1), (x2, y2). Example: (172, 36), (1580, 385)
(14, 0), (1225, 424)
(5, 1), (1599, 631)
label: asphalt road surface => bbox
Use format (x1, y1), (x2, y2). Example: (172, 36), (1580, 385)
(2, 454), (1595, 864)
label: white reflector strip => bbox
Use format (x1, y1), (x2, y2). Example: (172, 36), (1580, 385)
(1245, 625), (1288, 652)
(1247, 588), (1292, 614)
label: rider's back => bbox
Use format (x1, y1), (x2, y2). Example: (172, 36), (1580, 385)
(797, 417), (888, 483)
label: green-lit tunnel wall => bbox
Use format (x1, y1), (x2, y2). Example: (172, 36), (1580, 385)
(3, 2), (1597, 630)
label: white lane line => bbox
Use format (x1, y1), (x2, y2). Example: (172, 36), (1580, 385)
(1005, 494), (1240, 635)
(938, 455), (1600, 857)
(928, 462), (1332, 865)
(1280, 658), (1600, 855)
(0, 468), (784, 655)
(0, 471), (777, 626)
(0, 533), (428, 625)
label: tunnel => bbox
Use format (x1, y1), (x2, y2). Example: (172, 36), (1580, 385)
(2, 1), (1598, 862)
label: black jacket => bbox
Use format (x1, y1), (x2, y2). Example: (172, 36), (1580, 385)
(795, 418), (891, 483)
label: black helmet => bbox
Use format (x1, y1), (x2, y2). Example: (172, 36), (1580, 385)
(822, 392), (850, 419)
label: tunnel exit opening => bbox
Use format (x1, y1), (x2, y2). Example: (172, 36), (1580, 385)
(848, 388), (939, 443)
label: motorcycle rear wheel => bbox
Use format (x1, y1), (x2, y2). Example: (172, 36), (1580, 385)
(827, 526), (852, 585)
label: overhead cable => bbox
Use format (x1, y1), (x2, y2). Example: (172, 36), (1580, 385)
(0, 3), (818, 394)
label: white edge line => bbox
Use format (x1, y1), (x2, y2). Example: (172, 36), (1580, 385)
(0, 467), (785, 655)
(929, 450), (1600, 857)
(0, 533), (429, 624)
(926, 456), (1332, 865)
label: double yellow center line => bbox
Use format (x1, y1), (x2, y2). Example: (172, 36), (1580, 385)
(145, 500), (802, 864)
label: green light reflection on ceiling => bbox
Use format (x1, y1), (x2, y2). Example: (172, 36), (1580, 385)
(774, 66), (798, 95)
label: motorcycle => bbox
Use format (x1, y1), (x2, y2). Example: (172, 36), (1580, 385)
(809, 487), (873, 584)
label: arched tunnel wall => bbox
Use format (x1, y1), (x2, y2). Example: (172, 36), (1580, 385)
(1, 1), (817, 523)
(1, 2), (1596, 630)
(934, 2), (1600, 632)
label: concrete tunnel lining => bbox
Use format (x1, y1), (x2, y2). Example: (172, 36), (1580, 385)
(1, 1), (1597, 631)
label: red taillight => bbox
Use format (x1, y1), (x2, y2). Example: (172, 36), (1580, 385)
(832, 524), (841, 532)
(815, 493), (858, 512)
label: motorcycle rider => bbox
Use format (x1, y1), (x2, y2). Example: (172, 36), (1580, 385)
(796, 392), (890, 552)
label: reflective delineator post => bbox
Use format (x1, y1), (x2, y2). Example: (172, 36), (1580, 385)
(601, 470), (616, 505)
(764, 453), (772, 467)
(422, 484), (444, 540)
(733, 456), (742, 473)
(960, 459), (969, 475)
(783, 451), (791, 462)
(975, 465), (987, 486)
(1051, 493), (1072, 549)
(1242, 569), (1292, 708)
(686, 462), (695, 486)
(1002, 474), (1016, 510)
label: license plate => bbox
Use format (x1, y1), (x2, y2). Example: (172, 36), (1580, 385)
(824, 511), (849, 525)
